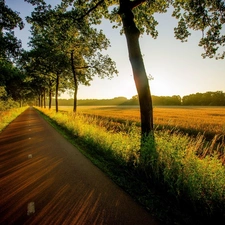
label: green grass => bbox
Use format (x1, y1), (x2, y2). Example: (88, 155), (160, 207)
(36, 107), (225, 225)
(0, 106), (28, 132)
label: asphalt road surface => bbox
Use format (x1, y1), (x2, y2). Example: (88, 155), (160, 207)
(0, 107), (159, 225)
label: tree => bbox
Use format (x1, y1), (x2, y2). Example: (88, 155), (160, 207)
(62, 0), (224, 136)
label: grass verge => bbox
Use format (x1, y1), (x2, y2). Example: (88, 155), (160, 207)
(0, 106), (28, 132)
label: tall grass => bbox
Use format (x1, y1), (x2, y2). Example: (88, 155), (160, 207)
(145, 131), (225, 216)
(0, 107), (28, 132)
(37, 107), (225, 223)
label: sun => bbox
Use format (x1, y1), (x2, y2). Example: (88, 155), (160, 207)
(150, 78), (176, 97)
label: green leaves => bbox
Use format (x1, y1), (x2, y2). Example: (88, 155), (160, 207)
(61, 0), (225, 59)
(87, 52), (118, 80)
(172, 0), (225, 59)
(174, 17), (191, 42)
(0, 31), (22, 59)
(0, 1), (24, 60)
(0, 1), (24, 31)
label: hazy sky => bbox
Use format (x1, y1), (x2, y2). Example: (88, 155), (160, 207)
(6, 0), (225, 99)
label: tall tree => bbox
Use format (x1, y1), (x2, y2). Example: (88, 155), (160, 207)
(59, 0), (225, 136)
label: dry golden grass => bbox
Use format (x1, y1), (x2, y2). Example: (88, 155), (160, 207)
(56, 105), (225, 136)
(0, 107), (28, 132)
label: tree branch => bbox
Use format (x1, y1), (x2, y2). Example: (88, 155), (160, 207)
(130, 0), (147, 9)
(74, 66), (90, 69)
(76, 0), (104, 21)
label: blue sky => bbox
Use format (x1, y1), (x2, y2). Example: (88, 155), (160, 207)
(6, 0), (225, 99)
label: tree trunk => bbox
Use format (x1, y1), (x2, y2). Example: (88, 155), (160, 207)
(43, 88), (46, 108)
(55, 73), (59, 113)
(49, 87), (52, 109)
(41, 91), (43, 108)
(119, 1), (153, 136)
(73, 90), (77, 112)
(71, 50), (78, 113)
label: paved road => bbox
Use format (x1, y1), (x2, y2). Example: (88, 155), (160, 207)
(0, 107), (159, 225)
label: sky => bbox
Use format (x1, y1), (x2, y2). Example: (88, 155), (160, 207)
(5, 0), (225, 100)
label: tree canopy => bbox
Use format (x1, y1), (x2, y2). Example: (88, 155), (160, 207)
(58, 0), (225, 59)
(0, 0), (24, 60)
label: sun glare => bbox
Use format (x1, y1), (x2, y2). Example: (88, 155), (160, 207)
(151, 79), (175, 96)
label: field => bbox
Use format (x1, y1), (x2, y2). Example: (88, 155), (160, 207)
(57, 105), (225, 137)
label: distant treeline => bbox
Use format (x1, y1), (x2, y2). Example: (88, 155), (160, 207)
(52, 91), (225, 106)
(182, 91), (225, 106)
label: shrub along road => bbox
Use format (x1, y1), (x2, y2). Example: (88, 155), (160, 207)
(0, 107), (159, 225)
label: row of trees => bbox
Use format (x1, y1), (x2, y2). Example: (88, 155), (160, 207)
(1, 0), (224, 136)
(125, 92), (225, 106)
(48, 95), (182, 106)
(183, 91), (225, 106)
(48, 91), (225, 106)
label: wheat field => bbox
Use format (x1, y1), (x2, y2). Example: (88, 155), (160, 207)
(55, 105), (225, 136)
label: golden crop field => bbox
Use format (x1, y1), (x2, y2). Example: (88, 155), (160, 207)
(56, 105), (225, 136)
